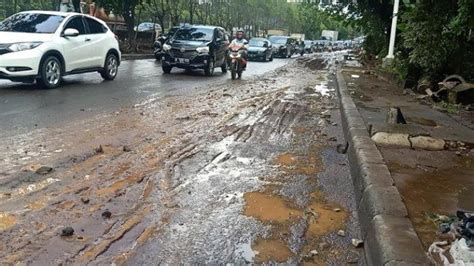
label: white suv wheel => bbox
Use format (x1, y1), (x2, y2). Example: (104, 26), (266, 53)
(37, 56), (62, 89)
(100, 53), (119, 80)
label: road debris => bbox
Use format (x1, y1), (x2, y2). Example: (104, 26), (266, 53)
(337, 230), (346, 237)
(60, 227), (74, 237)
(351, 238), (364, 248)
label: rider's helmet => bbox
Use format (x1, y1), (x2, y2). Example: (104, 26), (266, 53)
(236, 29), (244, 40)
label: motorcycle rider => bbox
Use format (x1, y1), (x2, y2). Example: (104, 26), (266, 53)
(230, 29), (248, 70)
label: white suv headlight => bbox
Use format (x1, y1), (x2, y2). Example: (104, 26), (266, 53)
(163, 44), (172, 51)
(196, 46), (209, 54)
(8, 42), (43, 52)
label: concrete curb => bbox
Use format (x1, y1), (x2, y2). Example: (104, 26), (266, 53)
(122, 54), (156, 61)
(336, 70), (429, 265)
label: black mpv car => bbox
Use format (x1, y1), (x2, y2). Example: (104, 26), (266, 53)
(161, 25), (230, 76)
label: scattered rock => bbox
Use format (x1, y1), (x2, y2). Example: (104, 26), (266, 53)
(337, 230), (346, 237)
(347, 251), (359, 264)
(61, 226), (74, 237)
(80, 108), (85, 111)
(351, 238), (364, 248)
(35, 166), (53, 175)
(80, 197), (90, 204)
(318, 242), (329, 250)
(336, 143), (349, 154)
(95, 145), (104, 154)
(309, 250), (318, 256)
(122, 146), (131, 152)
(333, 208), (341, 212)
(328, 137), (337, 142)
(101, 210), (112, 219)
(321, 111), (331, 118)
(223, 93), (233, 97)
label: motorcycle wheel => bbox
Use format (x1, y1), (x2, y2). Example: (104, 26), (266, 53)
(230, 62), (237, 80)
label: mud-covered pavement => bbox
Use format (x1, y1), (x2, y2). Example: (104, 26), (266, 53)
(0, 54), (364, 264)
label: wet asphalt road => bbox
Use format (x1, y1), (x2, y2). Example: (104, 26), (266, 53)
(0, 58), (289, 138)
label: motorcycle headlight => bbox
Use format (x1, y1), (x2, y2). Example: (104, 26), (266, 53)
(8, 42), (43, 52)
(196, 46), (209, 54)
(163, 44), (172, 51)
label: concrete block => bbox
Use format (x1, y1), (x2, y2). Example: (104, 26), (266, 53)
(409, 136), (446, 151)
(364, 215), (429, 266)
(353, 163), (395, 203)
(371, 132), (411, 148)
(359, 185), (409, 233)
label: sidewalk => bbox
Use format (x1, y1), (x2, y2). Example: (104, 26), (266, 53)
(339, 59), (474, 262)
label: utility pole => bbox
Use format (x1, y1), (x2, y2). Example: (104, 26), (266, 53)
(383, 0), (400, 67)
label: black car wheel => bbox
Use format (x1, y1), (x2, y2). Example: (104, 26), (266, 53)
(37, 56), (62, 89)
(270, 54), (273, 61)
(221, 59), (227, 73)
(162, 64), (172, 74)
(205, 58), (215, 76)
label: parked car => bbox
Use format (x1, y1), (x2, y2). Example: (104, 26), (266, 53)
(268, 36), (296, 58)
(247, 38), (273, 62)
(304, 40), (314, 53)
(0, 11), (120, 89)
(161, 25), (229, 76)
(136, 22), (162, 33)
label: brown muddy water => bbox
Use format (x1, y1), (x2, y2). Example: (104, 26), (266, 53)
(386, 149), (474, 248)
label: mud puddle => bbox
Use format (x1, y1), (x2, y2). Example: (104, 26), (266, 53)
(244, 188), (348, 263)
(387, 152), (474, 248)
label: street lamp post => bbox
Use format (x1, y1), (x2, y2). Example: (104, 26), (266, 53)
(383, 0), (400, 66)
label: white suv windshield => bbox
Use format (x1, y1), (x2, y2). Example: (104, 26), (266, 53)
(0, 13), (65, 33)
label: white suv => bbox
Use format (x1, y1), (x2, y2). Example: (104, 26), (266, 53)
(0, 11), (120, 89)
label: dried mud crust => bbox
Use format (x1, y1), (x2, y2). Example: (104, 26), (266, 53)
(1, 58), (362, 264)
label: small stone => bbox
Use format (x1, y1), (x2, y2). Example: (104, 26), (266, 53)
(35, 166), (53, 175)
(351, 238), (364, 248)
(337, 230), (346, 237)
(61, 226), (74, 236)
(328, 137), (337, 142)
(95, 145), (104, 153)
(333, 208), (341, 212)
(309, 250), (318, 256)
(456, 151), (462, 156)
(122, 146), (131, 152)
(80, 108), (85, 111)
(347, 251), (359, 264)
(318, 242), (329, 250)
(81, 197), (90, 204)
(101, 210), (112, 219)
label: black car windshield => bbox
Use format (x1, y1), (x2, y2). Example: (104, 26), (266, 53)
(0, 13), (65, 33)
(269, 37), (287, 44)
(249, 39), (266, 47)
(174, 28), (214, 42)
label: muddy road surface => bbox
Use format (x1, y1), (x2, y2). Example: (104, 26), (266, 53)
(0, 53), (364, 265)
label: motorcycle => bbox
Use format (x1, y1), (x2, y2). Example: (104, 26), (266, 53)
(228, 43), (246, 80)
(154, 35), (168, 60)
